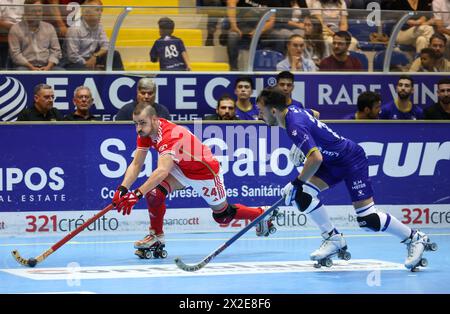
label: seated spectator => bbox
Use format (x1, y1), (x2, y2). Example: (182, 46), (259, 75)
(311, 0), (358, 51)
(201, 0), (226, 46)
(64, 86), (98, 120)
(424, 77), (450, 120)
(276, 34), (317, 71)
(8, 0), (63, 70)
(433, 0), (450, 58)
(16, 83), (63, 121)
(319, 31), (363, 71)
(234, 75), (259, 120)
(203, 94), (240, 120)
(303, 14), (331, 67)
(346, 91), (381, 119)
(379, 76), (424, 120)
(65, 0), (124, 71)
(150, 17), (191, 71)
(409, 33), (450, 72)
(0, 0), (24, 69)
(116, 77), (170, 121)
(415, 48), (438, 72)
(392, 0), (434, 54)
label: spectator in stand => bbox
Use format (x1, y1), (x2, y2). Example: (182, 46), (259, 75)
(0, 0), (24, 69)
(424, 77), (450, 120)
(319, 31), (362, 71)
(346, 91), (381, 119)
(303, 14), (331, 67)
(234, 75), (259, 120)
(379, 76), (424, 120)
(8, 0), (63, 70)
(203, 94), (240, 120)
(432, 0), (450, 57)
(414, 47), (438, 72)
(392, 0), (434, 54)
(311, 0), (358, 51)
(277, 34), (317, 71)
(201, 0), (226, 46)
(116, 77), (170, 121)
(409, 33), (450, 72)
(44, 0), (84, 38)
(65, 0), (124, 70)
(150, 17), (191, 71)
(64, 86), (98, 121)
(17, 83), (63, 121)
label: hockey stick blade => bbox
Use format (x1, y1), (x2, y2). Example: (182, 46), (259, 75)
(174, 198), (284, 272)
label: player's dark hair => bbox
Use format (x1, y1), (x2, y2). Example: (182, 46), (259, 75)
(398, 75), (414, 85)
(356, 91), (381, 112)
(437, 77), (450, 86)
(234, 76), (254, 89)
(333, 31), (351, 46)
(158, 17), (175, 36)
(430, 32), (447, 45)
(257, 88), (288, 111)
(276, 71), (294, 83)
(217, 93), (235, 109)
(133, 102), (156, 117)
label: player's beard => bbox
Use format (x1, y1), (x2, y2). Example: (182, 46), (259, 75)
(398, 91), (411, 100)
(440, 95), (450, 105)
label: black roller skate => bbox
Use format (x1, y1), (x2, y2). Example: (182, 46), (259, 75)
(311, 230), (351, 268)
(404, 230), (438, 272)
(256, 206), (281, 237)
(134, 233), (168, 259)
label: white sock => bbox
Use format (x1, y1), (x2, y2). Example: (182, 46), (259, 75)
(307, 204), (335, 234)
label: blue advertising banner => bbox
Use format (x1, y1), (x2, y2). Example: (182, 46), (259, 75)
(0, 121), (449, 212)
(0, 73), (445, 121)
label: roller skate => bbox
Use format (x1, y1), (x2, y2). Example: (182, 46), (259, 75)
(310, 230), (351, 268)
(256, 206), (281, 237)
(403, 230), (438, 272)
(134, 232), (168, 259)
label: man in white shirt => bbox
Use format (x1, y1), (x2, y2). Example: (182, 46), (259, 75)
(0, 0), (24, 68)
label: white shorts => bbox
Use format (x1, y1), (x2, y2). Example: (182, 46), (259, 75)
(170, 164), (227, 206)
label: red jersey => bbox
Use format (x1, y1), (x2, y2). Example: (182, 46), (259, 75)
(136, 119), (220, 180)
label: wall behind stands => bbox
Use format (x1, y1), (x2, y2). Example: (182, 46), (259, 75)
(0, 122), (449, 236)
(0, 73), (446, 122)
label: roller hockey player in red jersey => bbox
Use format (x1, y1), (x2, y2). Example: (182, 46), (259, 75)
(112, 102), (277, 259)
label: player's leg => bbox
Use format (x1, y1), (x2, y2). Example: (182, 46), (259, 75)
(135, 173), (184, 252)
(300, 176), (349, 262)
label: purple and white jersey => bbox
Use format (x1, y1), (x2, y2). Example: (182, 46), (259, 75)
(150, 35), (187, 71)
(379, 101), (424, 120)
(285, 106), (356, 164)
(236, 105), (259, 120)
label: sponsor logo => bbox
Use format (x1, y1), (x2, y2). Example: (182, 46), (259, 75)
(0, 77), (28, 121)
(0, 260), (404, 280)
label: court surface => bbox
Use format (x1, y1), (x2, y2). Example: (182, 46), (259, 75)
(1, 228), (449, 294)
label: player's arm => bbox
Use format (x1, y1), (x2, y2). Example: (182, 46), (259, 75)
(137, 154), (175, 195)
(297, 149), (322, 183)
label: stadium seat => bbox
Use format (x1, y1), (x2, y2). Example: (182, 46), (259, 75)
(373, 50), (410, 71)
(105, 28), (203, 47)
(124, 61), (230, 71)
(253, 49), (284, 71)
(349, 51), (369, 71)
(347, 19), (385, 51)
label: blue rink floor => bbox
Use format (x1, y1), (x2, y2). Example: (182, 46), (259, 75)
(1, 228), (449, 294)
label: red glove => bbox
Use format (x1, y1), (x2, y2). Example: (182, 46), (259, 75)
(113, 185), (128, 207)
(116, 189), (144, 215)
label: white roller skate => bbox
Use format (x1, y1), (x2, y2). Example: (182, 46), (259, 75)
(255, 206), (280, 237)
(403, 230), (438, 272)
(134, 231), (167, 259)
(310, 230), (351, 268)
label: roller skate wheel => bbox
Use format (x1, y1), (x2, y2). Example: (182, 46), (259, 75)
(144, 250), (153, 259)
(321, 259), (333, 268)
(269, 227), (277, 234)
(160, 250), (168, 258)
(429, 243), (438, 251)
(420, 258), (428, 267)
(342, 251), (351, 261)
(313, 263), (322, 269)
(135, 250), (145, 259)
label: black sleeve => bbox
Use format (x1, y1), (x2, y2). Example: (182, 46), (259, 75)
(16, 109), (29, 121)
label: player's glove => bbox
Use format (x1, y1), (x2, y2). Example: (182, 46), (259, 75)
(112, 185), (128, 206)
(289, 145), (306, 167)
(282, 178), (305, 206)
(116, 189), (144, 216)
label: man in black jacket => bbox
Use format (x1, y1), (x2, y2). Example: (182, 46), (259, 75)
(17, 84), (63, 121)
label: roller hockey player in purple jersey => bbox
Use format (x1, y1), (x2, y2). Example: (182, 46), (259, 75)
(256, 88), (437, 271)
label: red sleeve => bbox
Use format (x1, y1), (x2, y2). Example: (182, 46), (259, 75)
(136, 135), (152, 151)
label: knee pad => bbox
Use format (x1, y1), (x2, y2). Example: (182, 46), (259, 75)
(145, 185), (168, 209)
(212, 204), (237, 224)
(356, 213), (381, 232)
(294, 184), (321, 214)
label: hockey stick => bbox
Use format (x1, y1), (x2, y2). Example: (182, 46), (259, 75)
(174, 198), (285, 272)
(11, 203), (115, 267)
